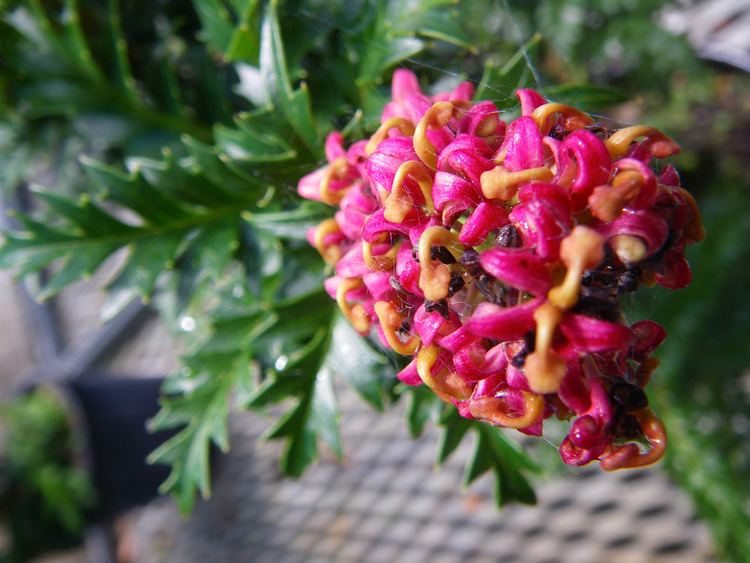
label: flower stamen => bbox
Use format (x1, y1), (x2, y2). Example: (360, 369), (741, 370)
(418, 226), (463, 301)
(524, 301), (567, 394)
(364, 117), (416, 156)
(605, 125), (680, 159)
(313, 218), (344, 265)
(480, 165), (553, 201)
(319, 157), (352, 205)
(373, 301), (420, 355)
(548, 226), (605, 309)
(414, 101), (455, 170)
(337, 278), (371, 334)
(417, 344), (472, 401)
(384, 160), (435, 222)
(469, 390), (544, 429)
(531, 103), (594, 135)
(600, 408), (667, 470)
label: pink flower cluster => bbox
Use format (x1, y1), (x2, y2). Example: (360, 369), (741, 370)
(297, 70), (703, 470)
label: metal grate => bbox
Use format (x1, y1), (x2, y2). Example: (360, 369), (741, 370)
(128, 383), (715, 563)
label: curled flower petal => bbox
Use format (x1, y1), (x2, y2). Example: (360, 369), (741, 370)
(397, 358), (423, 386)
(598, 209), (669, 265)
(466, 300), (539, 341)
(498, 116), (545, 171)
(558, 361), (591, 414)
(469, 386), (544, 430)
(516, 88), (547, 116)
(298, 167), (327, 202)
(630, 320), (666, 359)
(560, 314), (632, 353)
(480, 248), (552, 295)
(555, 130), (611, 209)
(325, 131), (347, 162)
(413, 303), (458, 347)
(600, 409), (667, 470)
(605, 125), (680, 160)
(453, 342), (507, 380)
(458, 101), (505, 139)
(509, 195), (572, 261)
(432, 172), (482, 215)
(459, 202), (509, 246)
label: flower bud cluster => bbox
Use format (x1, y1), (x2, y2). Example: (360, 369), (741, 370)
(297, 70), (703, 470)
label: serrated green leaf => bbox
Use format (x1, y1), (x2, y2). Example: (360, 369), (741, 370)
(408, 10), (473, 51)
(193, 0), (237, 55)
(81, 157), (193, 224)
(180, 136), (244, 189)
(462, 426), (537, 506)
(149, 314), (262, 513)
(259, 0), (320, 155)
(215, 123), (296, 162)
(129, 156), (243, 207)
(31, 187), (133, 236)
(194, 0), (260, 63)
(435, 412), (537, 507)
(246, 370), (307, 408)
(187, 217), (240, 278)
(247, 203), (330, 241)
(106, 0), (139, 102)
(38, 243), (117, 300)
(104, 230), (185, 316)
(278, 408), (318, 477)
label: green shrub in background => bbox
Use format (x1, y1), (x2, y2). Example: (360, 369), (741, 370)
(0, 0), (748, 560)
(0, 389), (95, 562)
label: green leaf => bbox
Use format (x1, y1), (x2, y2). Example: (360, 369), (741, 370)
(325, 313), (392, 411)
(435, 406), (471, 463)
(81, 157), (194, 224)
(250, 326), (343, 475)
(148, 354), (249, 513)
(247, 203), (330, 241)
(259, 0), (320, 154)
(31, 187), (133, 237)
(215, 122), (296, 163)
(193, 0), (260, 62)
(309, 367), (343, 460)
(405, 385), (438, 439)
(435, 409), (538, 507)
(148, 307), (278, 513)
(1, 145), (266, 305)
(474, 33), (541, 104)
(407, 9), (473, 51)
(105, 231), (185, 311)
(540, 84), (628, 111)
(38, 243), (117, 301)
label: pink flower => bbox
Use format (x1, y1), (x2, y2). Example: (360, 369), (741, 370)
(297, 70), (703, 471)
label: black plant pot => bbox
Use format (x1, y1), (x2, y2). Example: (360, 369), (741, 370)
(67, 376), (175, 520)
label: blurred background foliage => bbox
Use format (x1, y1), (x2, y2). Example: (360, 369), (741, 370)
(0, 389), (96, 561)
(0, 0), (748, 560)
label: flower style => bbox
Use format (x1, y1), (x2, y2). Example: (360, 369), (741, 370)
(297, 69), (703, 470)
